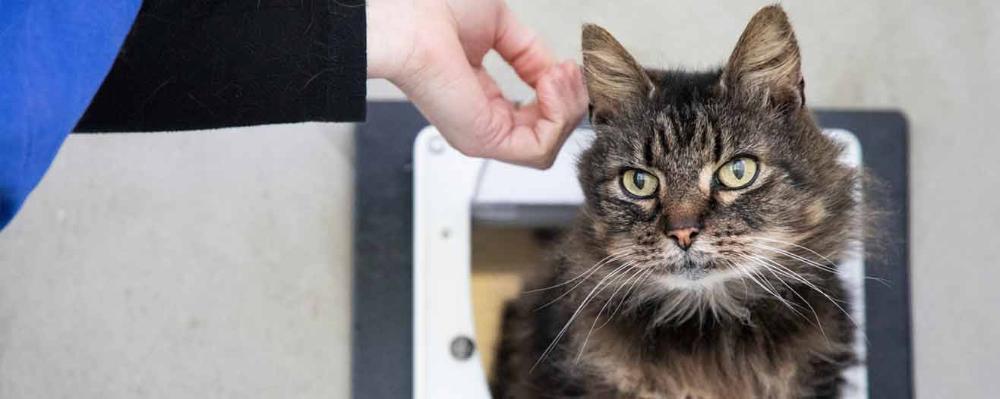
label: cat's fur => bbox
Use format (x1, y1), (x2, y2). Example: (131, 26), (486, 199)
(492, 6), (859, 399)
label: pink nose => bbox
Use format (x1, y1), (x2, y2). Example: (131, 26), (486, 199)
(667, 227), (700, 250)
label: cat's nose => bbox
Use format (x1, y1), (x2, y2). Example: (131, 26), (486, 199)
(667, 227), (700, 250)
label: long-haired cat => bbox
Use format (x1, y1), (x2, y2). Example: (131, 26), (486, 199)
(492, 6), (860, 398)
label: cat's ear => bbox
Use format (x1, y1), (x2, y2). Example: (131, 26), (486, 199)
(723, 5), (804, 110)
(582, 24), (654, 124)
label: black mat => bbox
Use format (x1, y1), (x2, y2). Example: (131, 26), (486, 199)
(353, 102), (911, 399)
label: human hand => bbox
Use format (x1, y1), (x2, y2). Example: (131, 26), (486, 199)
(367, 0), (588, 169)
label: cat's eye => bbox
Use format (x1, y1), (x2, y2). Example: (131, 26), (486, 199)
(716, 157), (759, 190)
(621, 169), (659, 198)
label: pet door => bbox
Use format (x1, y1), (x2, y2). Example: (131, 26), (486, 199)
(412, 127), (868, 399)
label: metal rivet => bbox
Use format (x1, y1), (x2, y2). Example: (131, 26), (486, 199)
(450, 336), (475, 360)
(429, 136), (446, 154)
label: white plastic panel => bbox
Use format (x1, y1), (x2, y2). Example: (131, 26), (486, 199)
(413, 133), (489, 399)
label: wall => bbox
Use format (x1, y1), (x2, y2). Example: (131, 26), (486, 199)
(1, 1), (998, 398)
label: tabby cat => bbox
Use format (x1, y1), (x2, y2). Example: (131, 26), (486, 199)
(492, 6), (861, 398)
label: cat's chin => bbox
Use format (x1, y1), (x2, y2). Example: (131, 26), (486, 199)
(652, 258), (744, 292)
(675, 265), (711, 280)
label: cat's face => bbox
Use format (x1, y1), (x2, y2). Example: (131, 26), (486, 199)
(577, 6), (858, 319)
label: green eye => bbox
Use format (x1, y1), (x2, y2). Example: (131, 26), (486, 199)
(716, 157), (759, 189)
(621, 169), (659, 198)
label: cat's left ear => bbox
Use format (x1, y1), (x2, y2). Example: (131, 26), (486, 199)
(723, 5), (805, 110)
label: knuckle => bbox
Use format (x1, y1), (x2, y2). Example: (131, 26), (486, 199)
(540, 152), (559, 169)
(530, 147), (558, 170)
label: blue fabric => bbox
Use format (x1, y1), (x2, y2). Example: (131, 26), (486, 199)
(0, 1), (140, 230)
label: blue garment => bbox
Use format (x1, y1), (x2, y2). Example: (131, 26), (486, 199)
(0, 1), (140, 230)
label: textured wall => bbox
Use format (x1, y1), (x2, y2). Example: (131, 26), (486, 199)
(1, 1), (998, 398)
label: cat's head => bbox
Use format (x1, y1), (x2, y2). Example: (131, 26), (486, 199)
(576, 5), (859, 322)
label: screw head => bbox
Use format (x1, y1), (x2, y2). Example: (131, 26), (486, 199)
(429, 136), (446, 154)
(450, 336), (475, 360)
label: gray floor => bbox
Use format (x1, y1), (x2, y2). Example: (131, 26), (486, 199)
(2, 1), (999, 398)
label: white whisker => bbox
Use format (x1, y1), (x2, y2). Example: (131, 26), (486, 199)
(604, 266), (656, 327)
(750, 243), (838, 274)
(530, 262), (633, 372)
(525, 249), (631, 294)
(576, 265), (643, 362)
(740, 254), (830, 342)
(754, 236), (840, 266)
(533, 251), (630, 311)
(752, 241), (891, 287)
(745, 253), (860, 331)
(727, 258), (802, 318)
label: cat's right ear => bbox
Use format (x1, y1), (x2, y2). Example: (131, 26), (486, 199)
(582, 24), (653, 124)
(723, 5), (804, 111)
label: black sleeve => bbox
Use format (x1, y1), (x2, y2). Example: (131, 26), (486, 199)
(75, 0), (366, 132)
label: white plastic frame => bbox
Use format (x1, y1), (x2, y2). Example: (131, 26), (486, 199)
(413, 127), (867, 399)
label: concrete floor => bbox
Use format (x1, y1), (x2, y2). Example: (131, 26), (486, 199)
(2, 1), (999, 398)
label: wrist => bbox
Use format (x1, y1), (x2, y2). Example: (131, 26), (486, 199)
(366, 0), (415, 81)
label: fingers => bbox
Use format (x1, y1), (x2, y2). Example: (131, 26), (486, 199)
(472, 61), (586, 169)
(397, 8), (586, 169)
(502, 61), (588, 169)
(494, 7), (557, 86)
(491, 9), (586, 168)
(407, 58), (585, 169)
(398, 33), (511, 158)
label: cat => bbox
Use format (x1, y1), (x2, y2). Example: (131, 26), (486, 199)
(491, 6), (862, 399)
